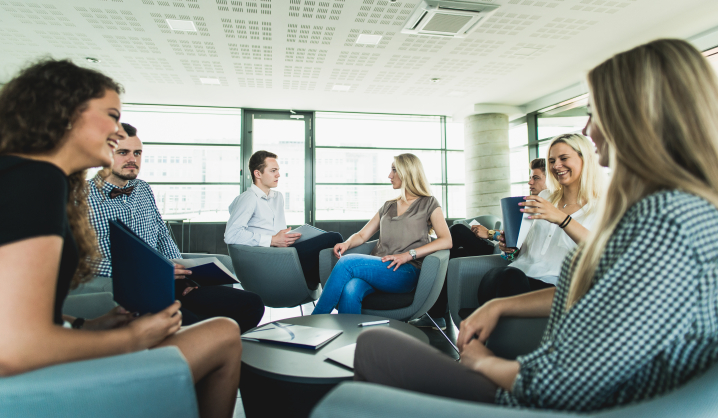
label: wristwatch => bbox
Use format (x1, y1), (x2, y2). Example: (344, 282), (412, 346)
(487, 229), (496, 239)
(409, 249), (417, 260)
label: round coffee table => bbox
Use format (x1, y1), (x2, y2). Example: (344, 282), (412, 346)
(239, 313), (428, 418)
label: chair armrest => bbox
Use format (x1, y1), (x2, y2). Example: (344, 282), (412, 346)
(0, 347), (199, 418)
(319, 241), (378, 288)
(62, 292), (116, 319)
(409, 249), (450, 320)
(311, 382), (574, 418)
(485, 317), (549, 360)
(447, 255), (510, 328)
(181, 253), (235, 275)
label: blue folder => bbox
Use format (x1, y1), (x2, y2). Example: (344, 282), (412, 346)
(110, 219), (174, 315)
(500, 196), (525, 248)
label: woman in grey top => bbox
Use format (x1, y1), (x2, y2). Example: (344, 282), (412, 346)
(312, 153), (452, 314)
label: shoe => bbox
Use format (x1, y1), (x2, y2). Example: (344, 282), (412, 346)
(408, 315), (446, 331)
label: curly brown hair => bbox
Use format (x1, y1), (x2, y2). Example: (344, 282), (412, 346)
(0, 59), (124, 288)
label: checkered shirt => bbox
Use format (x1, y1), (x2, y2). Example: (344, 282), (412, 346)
(496, 189), (718, 411)
(87, 178), (182, 277)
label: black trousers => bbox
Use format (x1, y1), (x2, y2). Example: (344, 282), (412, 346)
(427, 225), (495, 317)
(179, 285), (265, 333)
(292, 231), (344, 290)
(476, 266), (554, 307)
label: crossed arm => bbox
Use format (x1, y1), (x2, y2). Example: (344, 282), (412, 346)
(333, 207), (453, 270)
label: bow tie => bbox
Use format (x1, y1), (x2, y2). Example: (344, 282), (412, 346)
(109, 186), (135, 199)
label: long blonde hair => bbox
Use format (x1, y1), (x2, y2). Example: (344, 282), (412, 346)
(393, 153), (433, 202)
(566, 39), (718, 309)
(545, 133), (603, 214)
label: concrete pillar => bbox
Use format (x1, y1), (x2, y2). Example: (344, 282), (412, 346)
(464, 113), (510, 218)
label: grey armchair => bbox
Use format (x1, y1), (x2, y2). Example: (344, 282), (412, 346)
(447, 253), (510, 328)
(63, 291), (117, 319)
(227, 244), (320, 308)
(1, 346), (199, 418)
(318, 240), (450, 321)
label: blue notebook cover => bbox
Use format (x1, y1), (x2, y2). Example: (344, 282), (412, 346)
(500, 196), (525, 248)
(110, 220), (174, 315)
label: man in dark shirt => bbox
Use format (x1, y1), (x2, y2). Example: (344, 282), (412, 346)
(81, 123), (264, 332)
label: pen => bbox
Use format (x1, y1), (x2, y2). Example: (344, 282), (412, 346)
(358, 320), (389, 327)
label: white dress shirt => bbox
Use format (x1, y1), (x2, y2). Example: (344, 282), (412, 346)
(509, 189), (598, 285)
(224, 184), (287, 247)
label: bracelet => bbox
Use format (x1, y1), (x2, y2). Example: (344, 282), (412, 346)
(559, 215), (572, 229)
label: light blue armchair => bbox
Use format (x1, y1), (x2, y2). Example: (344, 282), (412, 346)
(311, 362), (718, 418)
(0, 346), (199, 418)
(0, 292), (201, 418)
(311, 315), (718, 417)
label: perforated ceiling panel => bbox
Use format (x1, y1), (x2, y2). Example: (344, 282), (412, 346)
(0, 0), (705, 116)
(3, 3), (74, 27)
(531, 17), (596, 40)
(570, 0), (637, 14)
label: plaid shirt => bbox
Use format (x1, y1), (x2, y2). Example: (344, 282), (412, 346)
(497, 190), (718, 411)
(87, 178), (182, 277)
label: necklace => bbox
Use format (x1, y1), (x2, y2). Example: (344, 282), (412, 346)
(562, 202), (577, 209)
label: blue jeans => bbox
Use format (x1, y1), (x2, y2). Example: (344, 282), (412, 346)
(312, 254), (420, 315)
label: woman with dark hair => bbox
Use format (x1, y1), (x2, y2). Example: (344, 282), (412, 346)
(0, 59), (242, 418)
(353, 39), (718, 412)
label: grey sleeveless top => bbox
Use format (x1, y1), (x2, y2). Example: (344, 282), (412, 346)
(369, 196), (441, 269)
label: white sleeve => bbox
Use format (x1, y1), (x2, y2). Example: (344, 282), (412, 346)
(224, 194), (273, 246)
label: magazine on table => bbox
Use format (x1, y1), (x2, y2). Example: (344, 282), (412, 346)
(241, 322), (342, 350)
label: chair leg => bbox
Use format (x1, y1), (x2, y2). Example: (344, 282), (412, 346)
(424, 313), (460, 361)
(299, 304), (304, 316)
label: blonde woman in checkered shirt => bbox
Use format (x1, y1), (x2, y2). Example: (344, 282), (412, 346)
(353, 38), (718, 412)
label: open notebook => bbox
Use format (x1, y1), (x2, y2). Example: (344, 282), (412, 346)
(170, 257), (239, 286)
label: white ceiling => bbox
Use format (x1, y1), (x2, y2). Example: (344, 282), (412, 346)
(2, 0), (718, 118)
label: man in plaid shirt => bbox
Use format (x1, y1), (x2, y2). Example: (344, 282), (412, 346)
(81, 123), (264, 332)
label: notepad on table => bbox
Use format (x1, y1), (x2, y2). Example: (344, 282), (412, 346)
(241, 322), (342, 350)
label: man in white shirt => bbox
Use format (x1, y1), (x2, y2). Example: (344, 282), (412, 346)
(528, 158), (548, 196)
(225, 150), (342, 289)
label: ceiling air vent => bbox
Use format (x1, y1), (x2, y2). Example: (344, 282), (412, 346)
(401, 0), (499, 38)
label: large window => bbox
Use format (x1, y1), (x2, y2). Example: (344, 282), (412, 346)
(121, 105), (242, 222)
(315, 113), (462, 220)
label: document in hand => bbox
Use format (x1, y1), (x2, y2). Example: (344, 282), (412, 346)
(323, 343), (357, 369)
(290, 224), (327, 245)
(110, 220), (174, 315)
(500, 196), (533, 249)
(170, 257), (240, 286)
(241, 322), (342, 350)
(456, 219), (481, 229)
